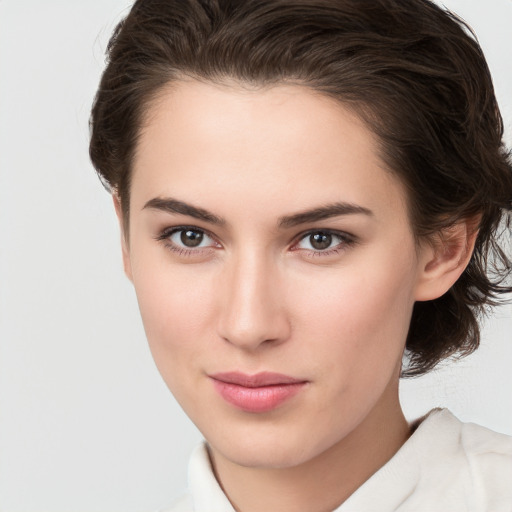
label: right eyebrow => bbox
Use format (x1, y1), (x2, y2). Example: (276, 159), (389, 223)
(143, 197), (226, 226)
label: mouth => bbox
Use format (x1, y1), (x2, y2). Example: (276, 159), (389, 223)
(209, 372), (308, 413)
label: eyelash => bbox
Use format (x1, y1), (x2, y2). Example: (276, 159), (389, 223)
(292, 229), (356, 256)
(156, 225), (220, 257)
(155, 226), (356, 258)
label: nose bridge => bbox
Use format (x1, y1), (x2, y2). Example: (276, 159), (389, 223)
(217, 246), (288, 349)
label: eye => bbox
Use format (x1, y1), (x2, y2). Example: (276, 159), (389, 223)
(157, 226), (219, 254)
(171, 228), (211, 248)
(294, 230), (353, 253)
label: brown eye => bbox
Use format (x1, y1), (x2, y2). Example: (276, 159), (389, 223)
(294, 230), (353, 254)
(165, 227), (216, 250)
(180, 229), (204, 247)
(309, 232), (332, 250)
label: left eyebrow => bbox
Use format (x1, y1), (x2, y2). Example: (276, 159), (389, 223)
(278, 202), (373, 228)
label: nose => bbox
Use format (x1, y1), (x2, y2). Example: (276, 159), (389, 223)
(216, 250), (291, 351)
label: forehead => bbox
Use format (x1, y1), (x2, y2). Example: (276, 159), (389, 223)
(131, 80), (409, 227)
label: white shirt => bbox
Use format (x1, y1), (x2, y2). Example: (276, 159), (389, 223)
(163, 409), (512, 512)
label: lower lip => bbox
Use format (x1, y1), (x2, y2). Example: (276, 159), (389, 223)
(211, 379), (306, 413)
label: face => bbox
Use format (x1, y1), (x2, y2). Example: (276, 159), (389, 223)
(123, 81), (429, 469)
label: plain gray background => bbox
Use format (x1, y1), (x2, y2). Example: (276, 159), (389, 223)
(0, 1), (511, 511)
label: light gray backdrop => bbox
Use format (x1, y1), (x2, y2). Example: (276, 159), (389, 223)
(0, 1), (511, 511)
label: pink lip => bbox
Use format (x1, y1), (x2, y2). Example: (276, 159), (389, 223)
(209, 372), (307, 413)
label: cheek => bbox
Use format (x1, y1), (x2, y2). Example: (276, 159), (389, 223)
(290, 252), (416, 377)
(130, 257), (216, 377)
(284, 256), (416, 441)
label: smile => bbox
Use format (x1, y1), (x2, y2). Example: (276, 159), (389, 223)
(209, 372), (308, 413)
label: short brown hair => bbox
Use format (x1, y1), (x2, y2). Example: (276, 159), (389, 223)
(89, 0), (512, 376)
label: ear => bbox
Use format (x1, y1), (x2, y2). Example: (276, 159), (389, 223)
(414, 217), (479, 302)
(113, 194), (133, 282)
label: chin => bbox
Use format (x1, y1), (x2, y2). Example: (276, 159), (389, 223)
(218, 443), (314, 470)
(207, 423), (336, 470)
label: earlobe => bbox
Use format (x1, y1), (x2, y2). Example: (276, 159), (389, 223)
(414, 217), (479, 302)
(113, 194), (133, 282)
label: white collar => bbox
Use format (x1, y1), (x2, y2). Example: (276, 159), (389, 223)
(181, 409), (511, 512)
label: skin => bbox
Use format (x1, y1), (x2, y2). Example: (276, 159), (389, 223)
(116, 81), (475, 512)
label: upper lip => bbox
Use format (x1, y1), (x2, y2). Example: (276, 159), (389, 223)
(210, 371), (307, 388)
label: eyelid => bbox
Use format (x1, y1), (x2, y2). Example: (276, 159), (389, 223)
(156, 225), (221, 252)
(290, 228), (356, 252)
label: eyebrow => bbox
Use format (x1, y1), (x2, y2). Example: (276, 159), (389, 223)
(278, 202), (373, 228)
(143, 197), (226, 225)
(143, 197), (373, 228)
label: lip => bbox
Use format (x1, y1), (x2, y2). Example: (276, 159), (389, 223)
(209, 372), (308, 413)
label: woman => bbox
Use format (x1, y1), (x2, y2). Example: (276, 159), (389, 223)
(89, 0), (512, 510)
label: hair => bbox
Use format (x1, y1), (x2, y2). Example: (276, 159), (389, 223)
(89, 0), (512, 377)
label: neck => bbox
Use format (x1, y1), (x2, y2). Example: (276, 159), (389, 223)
(208, 382), (410, 512)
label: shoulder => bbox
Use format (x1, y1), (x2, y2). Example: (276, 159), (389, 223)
(458, 415), (512, 504)
(416, 409), (512, 510)
(458, 414), (512, 456)
(341, 409), (512, 512)
(423, 408), (512, 462)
